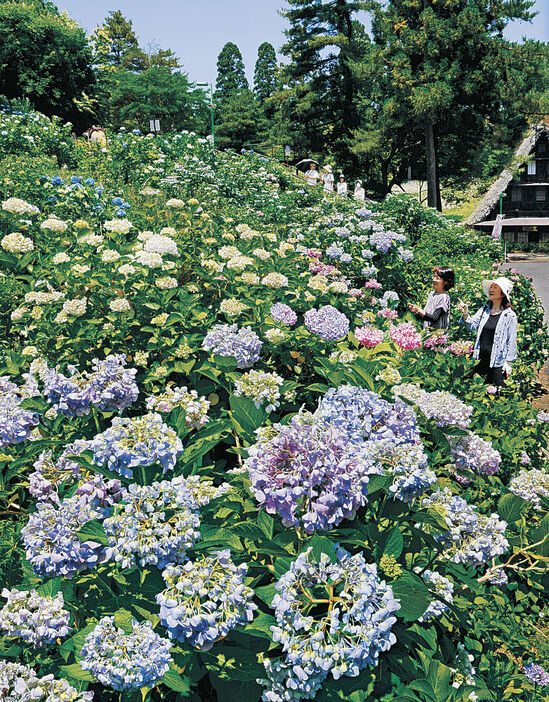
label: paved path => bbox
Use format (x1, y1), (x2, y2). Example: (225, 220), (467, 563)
(504, 256), (549, 407)
(504, 257), (549, 324)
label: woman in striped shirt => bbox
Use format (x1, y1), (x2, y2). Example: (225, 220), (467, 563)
(408, 266), (454, 330)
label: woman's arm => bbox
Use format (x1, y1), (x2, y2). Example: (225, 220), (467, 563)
(462, 306), (485, 331)
(505, 313), (518, 362)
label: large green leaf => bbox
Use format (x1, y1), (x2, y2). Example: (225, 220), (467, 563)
(36, 576), (61, 597)
(60, 663), (94, 682)
(163, 667), (191, 694)
(382, 527), (404, 558)
(497, 493), (526, 524)
(391, 572), (432, 622)
(76, 519), (108, 545)
(229, 396), (266, 436)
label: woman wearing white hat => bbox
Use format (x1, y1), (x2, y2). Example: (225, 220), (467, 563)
(458, 277), (517, 386)
(354, 180), (365, 201)
(321, 165), (334, 192)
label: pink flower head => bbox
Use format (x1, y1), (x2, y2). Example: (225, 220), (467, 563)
(355, 326), (384, 348)
(389, 322), (422, 351)
(424, 330), (449, 349)
(520, 451), (531, 465)
(486, 385), (498, 395)
(448, 340), (473, 356)
(377, 308), (398, 320)
(348, 288), (364, 298)
(364, 279), (382, 290)
(309, 261), (337, 275)
(306, 248), (322, 258)
(492, 263), (501, 269)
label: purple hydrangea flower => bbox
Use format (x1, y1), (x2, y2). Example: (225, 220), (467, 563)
(304, 305), (349, 341)
(202, 323), (262, 368)
(270, 303), (298, 327)
(0, 392), (39, 449)
(449, 432), (502, 476)
(524, 663), (549, 687)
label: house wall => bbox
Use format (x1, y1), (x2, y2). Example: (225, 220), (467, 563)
(500, 131), (549, 220)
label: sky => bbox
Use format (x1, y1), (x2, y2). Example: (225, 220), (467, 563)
(60, 0), (549, 86)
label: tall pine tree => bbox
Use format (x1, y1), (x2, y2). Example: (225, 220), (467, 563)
(91, 10), (146, 73)
(280, 0), (370, 164)
(369, 0), (536, 210)
(215, 42), (249, 101)
(254, 42), (278, 102)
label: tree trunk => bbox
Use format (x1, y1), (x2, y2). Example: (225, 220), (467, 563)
(425, 116), (441, 211)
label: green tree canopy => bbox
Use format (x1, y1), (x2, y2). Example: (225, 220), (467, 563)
(215, 42), (249, 101)
(91, 10), (146, 73)
(254, 42), (278, 102)
(215, 88), (260, 150)
(369, 0), (537, 209)
(0, 1), (95, 129)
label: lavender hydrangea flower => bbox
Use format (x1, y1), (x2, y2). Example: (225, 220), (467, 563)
(0, 391), (39, 449)
(270, 548), (400, 683)
(103, 478), (201, 569)
(43, 354), (138, 416)
(0, 589), (71, 646)
(509, 468), (549, 509)
(203, 323), (262, 368)
(80, 617), (172, 690)
(304, 305), (349, 341)
(421, 488), (509, 567)
(156, 550), (257, 650)
(0, 661), (94, 702)
(416, 570), (454, 622)
(449, 432), (502, 476)
(29, 439), (90, 501)
(524, 663), (549, 687)
(258, 658), (327, 702)
(89, 413), (183, 479)
(315, 385), (419, 445)
(270, 303), (298, 327)
(372, 441), (436, 503)
(325, 243), (344, 259)
(21, 480), (121, 578)
(246, 416), (377, 532)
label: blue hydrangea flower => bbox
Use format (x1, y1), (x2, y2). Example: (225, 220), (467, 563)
(270, 303), (298, 327)
(202, 323), (262, 369)
(80, 617), (172, 691)
(304, 305), (349, 341)
(0, 392), (39, 449)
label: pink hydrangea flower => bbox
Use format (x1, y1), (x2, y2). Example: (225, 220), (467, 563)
(354, 326), (384, 348)
(306, 248), (322, 258)
(448, 340), (473, 356)
(389, 322), (422, 350)
(364, 279), (382, 290)
(377, 308), (398, 320)
(348, 288), (364, 298)
(486, 385), (498, 395)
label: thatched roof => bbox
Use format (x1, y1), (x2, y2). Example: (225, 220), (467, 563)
(467, 124), (549, 226)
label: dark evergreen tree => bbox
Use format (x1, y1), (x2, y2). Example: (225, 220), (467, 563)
(279, 0), (370, 165)
(369, 0), (536, 209)
(215, 42), (249, 101)
(254, 42), (278, 102)
(215, 88), (259, 150)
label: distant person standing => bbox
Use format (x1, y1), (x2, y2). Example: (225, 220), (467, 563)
(305, 162), (320, 186)
(354, 180), (365, 201)
(321, 165), (334, 192)
(337, 174), (347, 196)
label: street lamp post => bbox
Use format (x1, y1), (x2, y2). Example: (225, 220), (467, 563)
(196, 82), (215, 150)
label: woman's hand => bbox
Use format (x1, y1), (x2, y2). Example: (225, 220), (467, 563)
(408, 303), (421, 315)
(458, 298), (469, 318)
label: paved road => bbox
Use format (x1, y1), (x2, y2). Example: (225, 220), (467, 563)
(504, 258), (549, 324)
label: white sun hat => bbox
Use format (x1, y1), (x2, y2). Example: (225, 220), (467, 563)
(481, 276), (513, 301)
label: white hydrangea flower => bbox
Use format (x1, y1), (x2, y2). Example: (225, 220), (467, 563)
(1, 233), (34, 254)
(165, 198), (185, 208)
(253, 248), (272, 260)
(144, 234), (178, 256)
(104, 219), (133, 234)
(118, 263), (136, 276)
(62, 298), (87, 317)
(227, 256), (253, 271)
(156, 276), (178, 289)
(265, 328), (286, 344)
(218, 245), (241, 260)
(52, 252), (70, 264)
(109, 298), (131, 312)
(101, 249), (121, 262)
(40, 217), (67, 233)
(80, 233), (103, 245)
(1, 197), (40, 215)
(134, 250), (163, 268)
(220, 298), (246, 316)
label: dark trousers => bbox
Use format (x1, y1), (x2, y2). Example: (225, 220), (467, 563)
(469, 351), (504, 387)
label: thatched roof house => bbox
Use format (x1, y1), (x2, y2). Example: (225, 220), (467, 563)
(468, 124), (549, 243)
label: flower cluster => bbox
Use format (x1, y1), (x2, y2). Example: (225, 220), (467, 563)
(304, 305), (350, 341)
(43, 355), (138, 416)
(524, 663), (549, 687)
(389, 322), (422, 351)
(392, 384), (472, 430)
(202, 323), (263, 369)
(0, 390), (39, 449)
(372, 441), (436, 503)
(22, 482), (120, 578)
(146, 386), (210, 428)
(263, 548), (399, 699)
(1, 232), (34, 253)
(416, 570), (454, 622)
(247, 415), (375, 532)
(449, 432), (502, 475)
(0, 588), (71, 646)
(421, 488), (509, 567)
(103, 479), (201, 569)
(509, 468), (549, 509)
(2, 197), (40, 215)
(89, 413), (183, 478)
(0, 660), (93, 701)
(315, 385), (419, 446)
(354, 326), (384, 348)
(157, 550), (257, 650)
(234, 370), (284, 412)
(29, 440), (90, 500)
(270, 302), (298, 326)
(80, 617), (172, 691)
